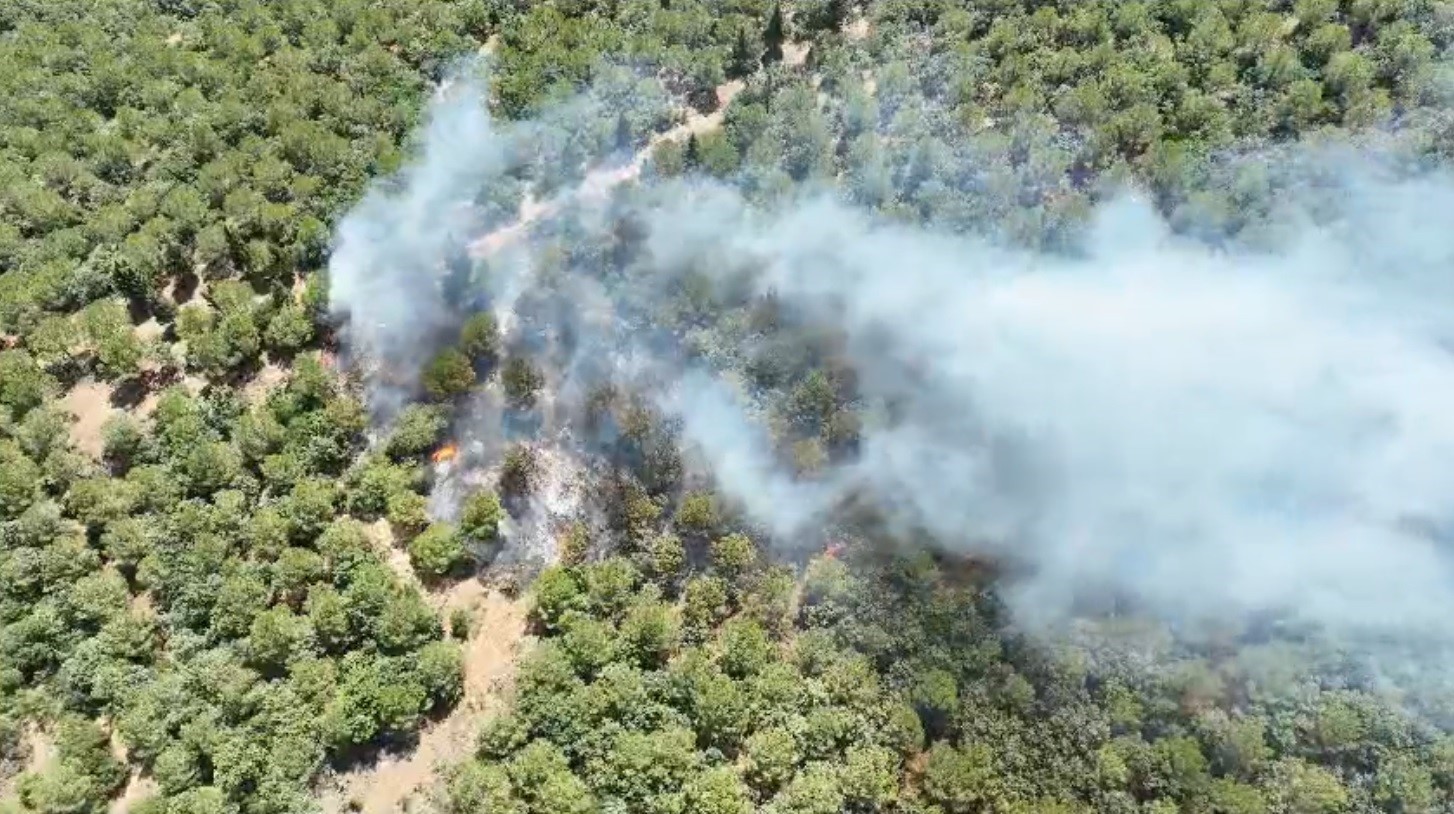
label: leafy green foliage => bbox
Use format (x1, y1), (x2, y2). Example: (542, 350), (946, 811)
(409, 522), (467, 579)
(422, 348), (476, 401)
(460, 489), (505, 549)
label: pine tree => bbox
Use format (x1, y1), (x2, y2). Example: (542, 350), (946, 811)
(729, 27), (756, 78)
(763, 4), (785, 66)
(685, 134), (701, 170)
(828, 0), (849, 31)
(615, 112), (633, 152)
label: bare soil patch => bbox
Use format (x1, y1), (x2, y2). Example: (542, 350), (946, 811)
(108, 774), (159, 814)
(243, 361), (290, 405)
(0, 726), (55, 802)
(784, 40), (811, 66)
(64, 380), (119, 460)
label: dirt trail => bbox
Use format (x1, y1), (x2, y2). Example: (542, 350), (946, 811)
(468, 78), (745, 260)
(320, 587), (532, 814)
(108, 774), (159, 814)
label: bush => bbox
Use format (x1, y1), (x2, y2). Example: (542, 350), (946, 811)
(501, 356), (544, 409)
(460, 489), (505, 545)
(385, 404), (448, 459)
(409, 522), (467, 579)
(422, 348), (476, 400)
(459, 312), (499, 364)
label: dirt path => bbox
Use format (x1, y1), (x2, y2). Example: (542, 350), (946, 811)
(468, 78), (745, 260)
(108, 774), (159, 814)
(319, 587), (532, 814)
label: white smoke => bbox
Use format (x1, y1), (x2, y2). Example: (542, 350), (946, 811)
(329, 64), (1454, 657)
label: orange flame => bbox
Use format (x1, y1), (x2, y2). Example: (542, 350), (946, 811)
(432, 442), (459, 464)
(823, 541), (846, 560)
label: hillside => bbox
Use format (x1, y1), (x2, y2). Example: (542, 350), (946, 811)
(3, 1), (1454, 814)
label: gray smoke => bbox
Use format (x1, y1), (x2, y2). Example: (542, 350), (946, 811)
(329, 64), (1454, 656)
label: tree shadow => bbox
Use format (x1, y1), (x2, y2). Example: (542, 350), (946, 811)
(327, 730), (424, 774)
(109, 367), (182, 409)
(170, 268), (201, 304)
(687, 85), (721, 115)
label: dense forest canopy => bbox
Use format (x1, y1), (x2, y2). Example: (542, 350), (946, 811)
(3, 1), (1454, 814)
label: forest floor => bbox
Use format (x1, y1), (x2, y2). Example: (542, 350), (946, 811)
(63, 380), (117, 460)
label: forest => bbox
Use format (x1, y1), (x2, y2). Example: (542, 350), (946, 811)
(3, 0), (1454, 813)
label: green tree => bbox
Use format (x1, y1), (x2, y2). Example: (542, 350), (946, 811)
(0, 350), (53, 419)
(264, 303), (315, 353)
(619, 600), (679, 669)
(384, 404), (448, 459)
(459, 312), (499, 364)
(446, 761), (524, 814)
(683, 766), (752, 814)
(460, 489), (505, 545)
(507, 740), (595, 814)
(247, 606), (310, 669)
(532, 566), (584, 631)
(719, 617), (774, 678)
(763, 5), (786, 66)
(921, 742), (998, 814)
(501, 356), (544, 409)
(0, 441), (41, 519)
(744, 727), (800, 793)
(410, 522), (467, 579)
(730, 28), (758, 79)
(423, 348), (476, 400)
(1266, 758), (1349, 813)
(711, 533), (758, 577)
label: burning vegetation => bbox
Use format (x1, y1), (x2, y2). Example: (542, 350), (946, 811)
(431, 441), (460, 465)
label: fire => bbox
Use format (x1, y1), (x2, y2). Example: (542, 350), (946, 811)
(432, 442), (459, 464)
(823, 541), (846, 560)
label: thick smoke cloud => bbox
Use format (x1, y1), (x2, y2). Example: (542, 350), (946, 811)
(329, 64), (1454, 656)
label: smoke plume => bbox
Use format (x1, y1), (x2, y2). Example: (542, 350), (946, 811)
(329, 63), (1454, 659)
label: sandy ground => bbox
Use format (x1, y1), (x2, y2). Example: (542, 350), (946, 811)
(64, 380), (118, 460)
(319, 587), (531, 814)
(97, 724), (158, 814)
